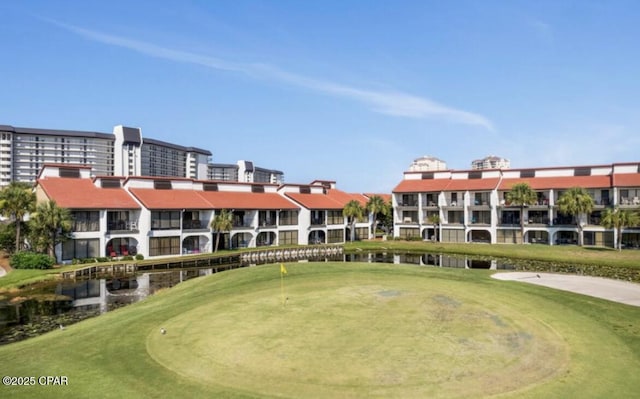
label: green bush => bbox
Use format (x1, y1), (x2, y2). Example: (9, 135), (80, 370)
(9, 252), (55, 270)
(96, 257), (110, 263)
(135, 254), (144, 261)
(122, 255), (134, 261)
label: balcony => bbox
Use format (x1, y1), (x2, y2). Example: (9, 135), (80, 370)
(620, 197), (640, 207)
(107, 220), (139, 233)
(182, 219), (208, 231)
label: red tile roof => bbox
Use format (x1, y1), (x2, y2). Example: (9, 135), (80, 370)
(446, 178), (501, 191)
(37, 177), (140, 209)
(393, 178), (500, 192)
(128, 188), (212, 210)
(612, 173), (640, 187)
(285, 189), (367, 209)
(364, 193), (392, 203)
(327, 189), (369, 207)
(199, 191), (299, 210)
(499, 175), (612, 190)
(129, 188), (300, 210)
(284, 193), (342, 209)
(393, 179), (452, 193)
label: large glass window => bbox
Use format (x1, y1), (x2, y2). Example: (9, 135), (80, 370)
(149, 236), (180, 256)
(151, 211), (180, 230)
(279, 230), (298, 245)
(71, 211), (99, 232)
(279, 210), (298, 226)
(327, 211), (343, 225)
(62, 238), (100, 260)
(399, 227), (419, 239)
(327, 229), (343, 243)
(258, 211), (277, 227)
(447, 211), (464, 224)
(107, 211), (130, 231)
(310, 211), (325, 225)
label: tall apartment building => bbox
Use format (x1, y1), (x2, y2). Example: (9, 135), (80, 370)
(471, 155), (510, 170)
(393, 162), (640, 248)
(207, 160), (284, 184)
(0, 124), (282, 187)
(408, 156), (448, 172)
(0, 125), (114, 186)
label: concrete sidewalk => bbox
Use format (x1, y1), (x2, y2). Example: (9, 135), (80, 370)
(492, 272), (640, 307)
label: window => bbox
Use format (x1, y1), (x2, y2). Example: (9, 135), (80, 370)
(62, 239), (99, 260)
(149, 236), (180, 256)
(71, 211), (100, 232)
(279, 230), (298, 245)
(327, 210), (343, 225)
(399, 227), (419, 239)
(327, 229), (343, 243)
(151, 211), (180, 230)
(279, 210), (298, 226)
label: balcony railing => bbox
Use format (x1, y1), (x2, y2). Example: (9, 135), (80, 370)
(183, 220), (208, 230)
(107, 220), (139, 232)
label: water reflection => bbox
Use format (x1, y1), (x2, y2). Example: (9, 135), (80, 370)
(344, 252), (515, 270)
(0, 252), (518, 344)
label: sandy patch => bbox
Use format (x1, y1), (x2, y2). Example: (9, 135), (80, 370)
(492, 272), (640, 307)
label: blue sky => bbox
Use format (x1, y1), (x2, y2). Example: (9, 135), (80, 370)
(2, 1), (639, 193)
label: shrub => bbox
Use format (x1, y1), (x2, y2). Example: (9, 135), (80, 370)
(96, 257), (110, 263)
(122, 255), (134, 261)
(10, 252), (55, 270)
(135, 254), (144, 261)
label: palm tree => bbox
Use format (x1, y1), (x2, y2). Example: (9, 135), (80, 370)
(28, 200), (72, 258)
(343, 200), (365, 242)
(506, 182), (538, 244)
(211, 209), (233, 252)
(601, 207), (640, 251)
(0, 182), (36, 252)
(366, 195), (388, 239)
(427, 213), (441, 242)
(556, 187), (594, 246)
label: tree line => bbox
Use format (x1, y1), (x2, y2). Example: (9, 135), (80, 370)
(0, 182), (71, 265)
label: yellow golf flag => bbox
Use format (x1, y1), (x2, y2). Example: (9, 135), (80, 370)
(280, 263), (287, 275)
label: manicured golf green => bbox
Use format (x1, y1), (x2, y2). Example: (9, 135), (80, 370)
(1, 262), (640, 398)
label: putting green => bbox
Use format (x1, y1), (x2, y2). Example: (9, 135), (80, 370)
(147, 269), (568, 398)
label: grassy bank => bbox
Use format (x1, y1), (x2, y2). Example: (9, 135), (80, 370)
(345, 240), (640, 269)
(1, 262), (639, 398)
(2, 241), (639, 291)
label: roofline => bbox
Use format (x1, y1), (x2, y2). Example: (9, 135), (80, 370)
(142, 137), (212, 155)
(1, 125), (113, 140)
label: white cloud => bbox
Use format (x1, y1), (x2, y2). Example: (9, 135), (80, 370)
(49, 20), (494, 131)
(528, 18), (554, 43)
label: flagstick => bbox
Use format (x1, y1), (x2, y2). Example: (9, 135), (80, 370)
(281, 269), (285, 307)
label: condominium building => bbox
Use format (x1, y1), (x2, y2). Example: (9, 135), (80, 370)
(35, 164), (370, 263)
(408, 156), (448, 172)
(208, 160), (284, 185)
(0, 125), (114, 186)
(471, 155), (510, 170)
(393, 162), (640, 248)
(0, 123), (283, 187)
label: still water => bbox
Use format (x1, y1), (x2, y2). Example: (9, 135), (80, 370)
(0, 252), (518, 345)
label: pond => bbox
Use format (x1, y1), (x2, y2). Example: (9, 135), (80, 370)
(1, 250), (637, 345)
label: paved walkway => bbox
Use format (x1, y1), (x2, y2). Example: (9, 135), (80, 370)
(492, 272), (640, 307)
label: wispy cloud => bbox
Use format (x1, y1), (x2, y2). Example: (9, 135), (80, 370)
(528, 18), (554, 43)
(48, 20), (494, 131)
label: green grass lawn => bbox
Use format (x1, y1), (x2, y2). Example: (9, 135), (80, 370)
(1, 262), (639, 398)
(346, 240), (640, 268)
